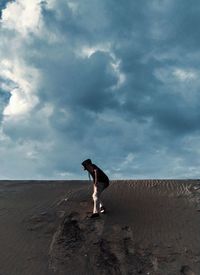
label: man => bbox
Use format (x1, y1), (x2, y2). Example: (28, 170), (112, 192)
(81, 159), (110, 218)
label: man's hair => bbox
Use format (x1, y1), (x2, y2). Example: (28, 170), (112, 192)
(82, 158), (92, 167)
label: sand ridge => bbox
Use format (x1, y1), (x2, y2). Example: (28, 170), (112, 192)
(0, 180), (200, 274)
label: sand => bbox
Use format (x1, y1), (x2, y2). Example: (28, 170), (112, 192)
(0, 180), (200, 275)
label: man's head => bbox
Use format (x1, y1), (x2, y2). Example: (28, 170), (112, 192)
(82, 158), (92, 170)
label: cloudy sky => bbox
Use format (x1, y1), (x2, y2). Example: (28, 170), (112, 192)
(0, 0), (200, 180)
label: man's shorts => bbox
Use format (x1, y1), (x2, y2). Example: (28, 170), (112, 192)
(96, 181), (109, 192)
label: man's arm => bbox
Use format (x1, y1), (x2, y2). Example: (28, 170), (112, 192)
(94, 169), (98, 186)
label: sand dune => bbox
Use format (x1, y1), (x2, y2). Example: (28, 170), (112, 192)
(0, 180), (200, 274)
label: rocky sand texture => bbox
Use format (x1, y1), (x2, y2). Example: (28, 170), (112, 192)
(0, 180), (200, 274)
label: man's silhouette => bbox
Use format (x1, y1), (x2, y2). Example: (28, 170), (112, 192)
(82, 159), (110, 218)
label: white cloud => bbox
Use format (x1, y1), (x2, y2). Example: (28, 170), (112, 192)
(78, 44), (111, 58)
(67, 1), (79, 14)
(154, 66), (198, 87)
(3, 89), (38, 117)
(0, 59), (39, 117)
(1, 0), (41, 36)
(110, 58), (126, 90)
(173, 68), (197, 81)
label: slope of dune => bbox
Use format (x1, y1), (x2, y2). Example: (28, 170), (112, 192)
(0, 180), (200, 275)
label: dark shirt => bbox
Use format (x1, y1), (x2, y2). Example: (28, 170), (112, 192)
(89, 164), (109, 187)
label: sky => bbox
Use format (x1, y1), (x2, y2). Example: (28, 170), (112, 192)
(0, 0), (200, 180)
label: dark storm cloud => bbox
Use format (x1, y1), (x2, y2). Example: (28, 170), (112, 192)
(105, 0), (200, 137)
(1, 0), (200, 179)
(37, 51), (118, 112)
(154, 1), (200, 51)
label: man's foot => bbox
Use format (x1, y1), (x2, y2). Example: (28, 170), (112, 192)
(90, 213), (100, 219)
(100, 206), (106, 214)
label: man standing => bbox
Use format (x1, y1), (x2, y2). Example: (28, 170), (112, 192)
(81, 159), (110, 218)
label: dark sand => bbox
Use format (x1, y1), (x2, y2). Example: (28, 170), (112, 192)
(0, 180), (200, 275)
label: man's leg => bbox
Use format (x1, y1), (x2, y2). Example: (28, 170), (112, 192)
(92, 185), (100, 214)
(92, 182), (107, 216)
(97, 182), (107, 213)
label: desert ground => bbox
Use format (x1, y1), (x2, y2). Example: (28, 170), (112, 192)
(0, 180), (200, 275)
